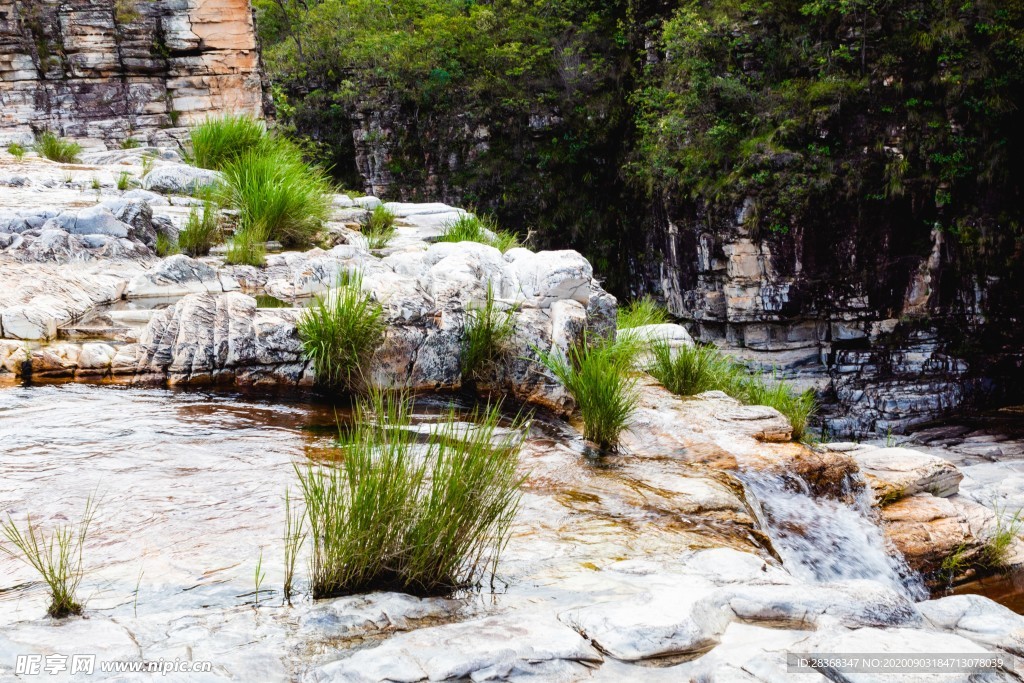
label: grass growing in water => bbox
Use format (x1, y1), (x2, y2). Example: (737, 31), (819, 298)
(225, 225), (268, 267)
(7, 142), (26, 160)
(462, 282), (516, 382)
(0, 497), (96, 618)
(297, 272), (385, 392)
(186, 114), (269, 170)
(178, 194), (220, 256)
(647, 341), (817, 441)
(536, 334), (642, 451)
(34, 132), (82, 163)
(297, 391), (525, 597)
(438, 214), (520, 252)
(362, 205), (397, 249)
(618, 296), (670, 329)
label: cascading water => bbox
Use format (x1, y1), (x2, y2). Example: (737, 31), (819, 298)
(742, 472), (929, 601)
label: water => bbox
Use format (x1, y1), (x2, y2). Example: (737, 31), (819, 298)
(742, 472), (929, 601)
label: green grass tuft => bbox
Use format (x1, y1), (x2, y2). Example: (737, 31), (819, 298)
(120, 137), (141, 150)
(618, 296), (670, 329)
(362, 205), (397, 249)
(0, 497), (96, 618)
(225, 225), (268, 267)
(34, 132), (82, 163)
(297, 272), (385, 391)
(178, 194), (221, 256)
(7, 142), (26, 160)
(437, 214), (521, 252)
(116, 171), (132, 191)
(297, 391), (525, 598)
(186, 114), (270, 171)
(536, 333), (642, 451)
(155, 232), (179, 257)
(982, 508), (1024, 569)
(283, 488), (306, 605)
(461, 282), (516, 382)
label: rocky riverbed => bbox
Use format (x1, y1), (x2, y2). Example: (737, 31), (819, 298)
(2, 149), (1024, 681)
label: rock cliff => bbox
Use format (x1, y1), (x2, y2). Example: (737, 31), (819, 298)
(0, 0), (264, 145)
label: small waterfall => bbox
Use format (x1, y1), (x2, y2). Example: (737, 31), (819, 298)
(742, 472), (928, 601)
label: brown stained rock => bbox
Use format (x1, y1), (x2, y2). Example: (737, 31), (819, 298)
(880, 493), (995, 577)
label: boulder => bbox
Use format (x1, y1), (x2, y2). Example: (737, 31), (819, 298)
(126, 255), (238, 298)
(827, 443), (963, 504)
(919, 594), (1024, 656)
(142, 164), (222, 195)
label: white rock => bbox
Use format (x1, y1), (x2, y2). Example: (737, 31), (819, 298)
(919, 594), (1024, 656)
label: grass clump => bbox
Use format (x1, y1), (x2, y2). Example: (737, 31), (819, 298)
(186, 114), (270, 171)
(225, 225), (269, 267)
(0, 497), (96, 618)
(7, 142), (26, 160)
(982, 508), (1024, 569)
(618, 296), (670, 329)
(34, 132), (82, 163)
(283, 489), (306, 605)
(362, 205), (397, 249)
(537, 333), (641, 451)
(116, 171), (132, 191)
(438, 214), (520, 252)
(461, 282), (516, 383)
(120, 137), (141, 150)
(178, 195), (220, 256)
(140, 153), (155, 177)
(155, 232), (179, 257)
(297, 391), (525, 597)
(297, 272), (385, 392)
(218, 145), (332, 248)
(647, 341), (817, 441)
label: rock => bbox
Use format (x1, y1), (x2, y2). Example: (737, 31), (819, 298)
(305, 613), (602, 682)
(618, 323), (694, 348)
(838, 444), (964, 503)
(0, 340), (30, 374)
(101, 198), (158, 248)
(300, 592), (462, 637)
(698, 391), (794, 442)
(1, 303), (60, 340)
(919, 594), (1024, 656)
(142, 164), (222, 196)
(77, 342), (117, 374)
(126, 255), (237, 298)
(352, 195), (383, 209)
(506, 249), (594, 305)
(880, 493), (995, 576)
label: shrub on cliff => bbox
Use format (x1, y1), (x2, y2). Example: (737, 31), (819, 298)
(296, 391), (525, 597)
(218, 144), (332, 248)
(297, 272), (385, 392)
(186, 114), (270, 171)
(537, 334), (641, 451)
(33, 132), (82, 164)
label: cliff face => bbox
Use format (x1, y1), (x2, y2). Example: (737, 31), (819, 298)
(0, 0), (264, 144)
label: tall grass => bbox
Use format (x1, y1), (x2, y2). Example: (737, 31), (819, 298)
(225, 225), (268, 267)
(297, 273), (385, 391)
(362, 205), (397, 249)
(297, 391), (525, 597)
(982, 508), (1024, 568)
(178, 194), (220, 256)
(218, 145), (332, 248)
(438, 214), (520, 252)
(618, 296), (670, 329)
(116, 171), (132, 191)
(647, 340), (817, 441)
(34, 132), (82, 163)
(0, 498), (96, 618)
(7, 142), (26, 160)
(155, 232), (179, 257)
(283, 489), (306, 605)
(536, 334), (642, 451)
(461, 283), (516, 382)
(186, 114), (269, 171)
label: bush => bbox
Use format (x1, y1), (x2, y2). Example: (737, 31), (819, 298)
(225, 226), (268, 267)
(34, 132), (82, 163)
(218, 145), (332, 248)
(0, 497), (96, 618)
(647, 340), (817, 441)
(7, 142), (26, 160)
(536, 334), (641, 451)
(297, 272), (385, 391)
(178, 195), (220, 256)
(618, 296), (670, 329)
(438, 214), (520, 253)
(461, 283), (516, 382)
(297, 391), (525, 597)
(186, 114), (270, 171)
(362, 205), (397, 249)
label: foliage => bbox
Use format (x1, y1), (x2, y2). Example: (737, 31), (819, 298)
(178, 195), (221, 256)
(116, 171), (132, 191)
(218, 143), (332, 248)
(297, 272), (385, 391)
(186, 114), (271, 171)
(34, 132), (82, 163)
(618, 296), (670, 329)
(225, 225), (268, 267)
(437, 214), (520, 253)
(362, 205), (397, 249)
(283, 488), (306, 604)
(7, 142), (26, 160)
(120, 138), (141, 150)
(155, 232), (179, 257)
(536, 333), (642, 451)
(461, 282), (517, 382)
(981, 507), (1024, 568)
(296, 391), (525, 597)
(0, 497), (96, 618)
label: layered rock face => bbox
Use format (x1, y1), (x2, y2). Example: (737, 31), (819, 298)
(0, 0), (264, 144)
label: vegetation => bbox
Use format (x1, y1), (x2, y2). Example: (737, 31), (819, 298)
(437, 214), (520, 253)
(296, 391), (525, 597)
(297, 272), (385, 391)
(34, 132), (82, 163)
(536, 334), (641, 451)
(224, 226), (269, 267)
(283, 489), (306, 604)
(155, 232), (179, 257)
(461, 283), (516, 382)
(120, 137), (141, 150)
(362, 205), (397, 249)
(140, 153), (155, 177)
(186, 114), (270, 171)
(90, 177), (102, 191)
(647, 341), (817, 441)
(618, 296), (670, 329)
(116, 171), (132, 191)
(178, 195), (221, 257)
(0, 497), (96, 618)
(7, 142), (26, 160)
(982, 508), (1024, 568)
